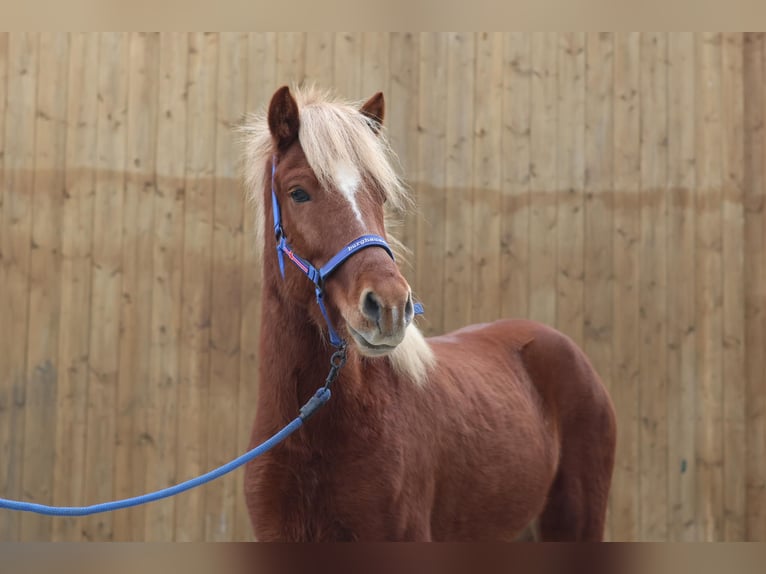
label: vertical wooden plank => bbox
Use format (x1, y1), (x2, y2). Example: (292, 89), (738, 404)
(81, 32), (129, 541)
(0, 36), (6, 537)
(442, 32), (475, 332)
(234, 31), (276, 542)
(0, 32), (6, 281)
(388, 33), (419, 271)
(500, 33), (531, 320)
(20, 31), (69, 542)
(695, 31), (724, 542)
(0, 33), (5, 212)
(415, 33), (448, 336)
(205, 32), (248, 542)
(721, 32), (746, 542)
(638, 32), (669, 542)
(304, 33), (333, 87)
(333, 33), (362, 100)
(583, 31), (614, 540)
(275, 33), (305, 87)
(175, 31), (218, 543)
(0, 41), (6, 532)
(0, 32), (38, 541)
(360, 31), (394, 246)
(666, 31), (698, 542)
(556, 32), (586, 345)
(143, 31), (187, 542)
(528, 32), (558, 327)
(361, 33), (389, 97)
(471, 32), (503, 324)
(743, 32), (765, 542)
(52, 33), (100, 542)
(610, 31), (641, 542)
(113, 31), (160, 542)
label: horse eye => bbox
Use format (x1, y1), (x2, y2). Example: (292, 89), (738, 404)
(289, 188), (311, 203)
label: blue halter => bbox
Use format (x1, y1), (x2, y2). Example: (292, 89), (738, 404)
(271, 157), (423, 347)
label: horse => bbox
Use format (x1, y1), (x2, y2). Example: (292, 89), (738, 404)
(240, 85), (616, 542)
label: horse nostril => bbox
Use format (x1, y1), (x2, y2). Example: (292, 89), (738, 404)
(362, 291), (382, 323)
(405, 294), (414, 323)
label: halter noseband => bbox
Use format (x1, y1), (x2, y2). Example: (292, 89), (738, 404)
(271, 156), (423, 348)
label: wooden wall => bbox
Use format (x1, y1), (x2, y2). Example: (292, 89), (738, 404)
(0, 32), (764, 541)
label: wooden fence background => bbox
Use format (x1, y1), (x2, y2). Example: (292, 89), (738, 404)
(0, 32), (764, 541)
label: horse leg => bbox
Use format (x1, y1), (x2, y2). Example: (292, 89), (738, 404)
(537, 416), (615, 541)
(517, 322), (617, 542)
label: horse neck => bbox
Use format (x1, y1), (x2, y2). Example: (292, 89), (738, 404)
(255, 255), (366, 431)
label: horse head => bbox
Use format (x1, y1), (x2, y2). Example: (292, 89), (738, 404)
(265, 85), (415, 356)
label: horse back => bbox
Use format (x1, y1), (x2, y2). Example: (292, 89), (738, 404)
(429, 318), (614, 434)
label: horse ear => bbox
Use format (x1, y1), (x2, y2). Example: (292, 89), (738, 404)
(360, 92), (385, 134)
(268, 85), (300, 150)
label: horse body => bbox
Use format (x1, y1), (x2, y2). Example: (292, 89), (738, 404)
(245, 274), (614, 541)
(242, 85), (616, 541)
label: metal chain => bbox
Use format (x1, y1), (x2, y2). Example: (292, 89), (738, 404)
(298, 343), (347, 422)
(323, 343), (347, 391)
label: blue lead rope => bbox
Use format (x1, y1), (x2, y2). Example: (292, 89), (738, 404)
(0, 388), (332, 517)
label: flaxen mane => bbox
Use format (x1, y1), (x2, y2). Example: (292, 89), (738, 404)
(239, 85), (433, 386)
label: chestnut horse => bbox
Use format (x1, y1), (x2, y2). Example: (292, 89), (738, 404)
(241, 85), (616, 541)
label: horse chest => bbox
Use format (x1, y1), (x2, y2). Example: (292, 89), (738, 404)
(245, 427), (426, 542)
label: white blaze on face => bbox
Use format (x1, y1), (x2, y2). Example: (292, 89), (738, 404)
(334, 161), (364, 227)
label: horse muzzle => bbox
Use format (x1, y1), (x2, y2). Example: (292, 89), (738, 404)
(346, 288), (414, 356)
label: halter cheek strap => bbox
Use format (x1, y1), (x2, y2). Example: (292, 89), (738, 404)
(271, 157), (424, 348)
